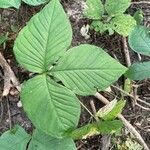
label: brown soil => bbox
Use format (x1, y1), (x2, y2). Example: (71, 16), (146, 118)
(0, 0), (150, 149)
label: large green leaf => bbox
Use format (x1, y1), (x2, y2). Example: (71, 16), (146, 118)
(51, 44), (127, 95)
(22, 0), (49, 6)
(0, 0), (21, 8)
(84, 0), (104, 19)
(0, 126), (30, 150)
(28, 129), (76, 150)
(105, 0), (131, 16)
(111, 14), (136, 36)
(14, 0), (72, 73)
(128, 25), (150, 56)
(125, 61), (150, 80)
(21, 75), (80, 138)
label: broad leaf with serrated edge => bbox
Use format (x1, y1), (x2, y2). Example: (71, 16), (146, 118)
(21, 74), (80, 138)
(28, 129), (76, 150)
(0, 125), (30, 150)
(51, 44), (127, 95)
(0, 0), (21, 8)
(22, 0), (48, 6)
(125, 61), (150, 80)
(111, 14), (136, 37)
(84, 0), (104, 19)
(128, 25), (150, 56)
(14, 0), (72, 73)
(105, 0), (131, 16)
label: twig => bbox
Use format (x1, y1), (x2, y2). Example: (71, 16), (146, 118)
(94, 92), (149, 150)
(101, 135), (111, 150)
(0, 52), (20, 97)
(135, 103), (150, 111)
(0, 101), (4, 123)
(132, 1), (150, 5)
(122, 37), (131, 67)
(90, 99), (99, 121)
(112, 85), (150, 108)
(90, 99), (97, 115)
(79, 101), (95, 119)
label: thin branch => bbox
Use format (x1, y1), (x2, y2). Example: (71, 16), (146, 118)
(122, 37), (131, 67)
(132, 1), (150, 5)
(90, 99), (99, 121)
(0, 101), (4, 123)
(79, 101), (95, 119)
(94, 92), (149, 150)
(112, 85), (150, 108)
(90, 99), (97, 115)
(0, 52), (20, 97)
(135, 103), (150, 111)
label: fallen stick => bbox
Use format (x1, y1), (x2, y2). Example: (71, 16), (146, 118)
(132, 1), (150, 5)
(0, 52), (20, 97)
(122, 37), (131, 67)
(94, 92), (149, 150)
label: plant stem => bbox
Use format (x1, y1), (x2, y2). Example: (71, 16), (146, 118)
(132, 1), (150, 5)
(94, 92), (149, 150)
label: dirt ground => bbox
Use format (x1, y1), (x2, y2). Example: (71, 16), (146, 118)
(0, 0), (150, 149)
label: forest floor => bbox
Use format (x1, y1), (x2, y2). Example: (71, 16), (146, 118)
(0, 0), (150, 149)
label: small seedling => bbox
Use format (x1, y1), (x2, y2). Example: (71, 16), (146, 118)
(84, 0), (136, 36)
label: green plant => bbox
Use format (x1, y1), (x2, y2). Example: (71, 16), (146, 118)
(0, 100), (125, 149)
(125, 25), (150, 80)
(0, 0), (128, 149)
(0, 0), (49, 8)
(84, 0), (136, 36)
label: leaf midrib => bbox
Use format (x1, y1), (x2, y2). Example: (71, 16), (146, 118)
(51, 68), (124, 72)
(44, 76), (65, 131)
(43, 0), (56, 71)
